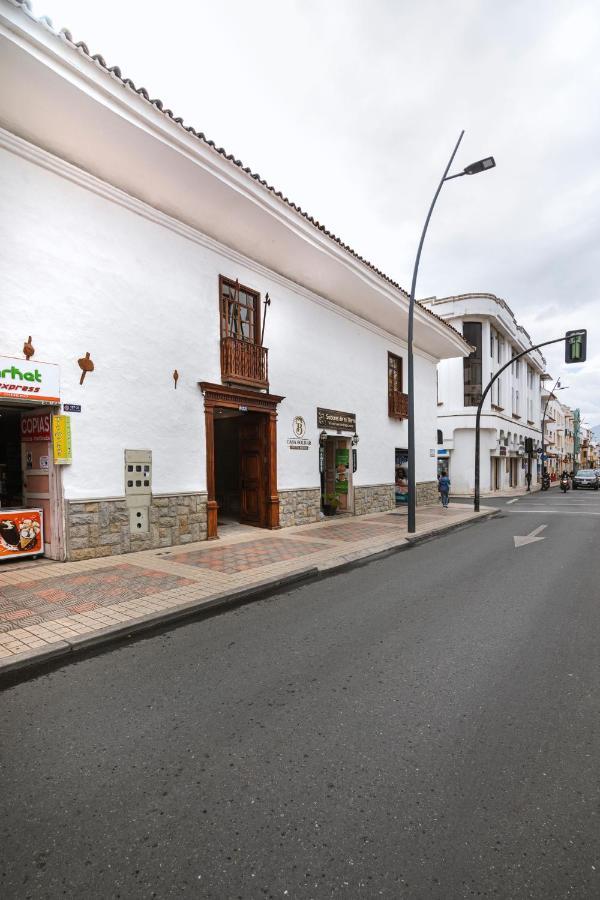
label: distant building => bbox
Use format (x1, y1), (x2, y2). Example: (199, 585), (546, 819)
(421, 293), (546, 494)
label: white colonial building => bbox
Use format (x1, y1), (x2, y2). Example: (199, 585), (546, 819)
(0, 0), (470, 561)
(421, 293), (546, 494)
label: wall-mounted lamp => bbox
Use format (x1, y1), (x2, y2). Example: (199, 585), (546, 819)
(319, 430), (328, 446)
(351, 432), (360, 446)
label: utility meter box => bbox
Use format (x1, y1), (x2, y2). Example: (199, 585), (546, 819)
(124, 449), (152, 534)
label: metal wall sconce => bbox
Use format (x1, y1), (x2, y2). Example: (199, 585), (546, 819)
(351, 432), (360, 446)
(319, 430), (328, 446)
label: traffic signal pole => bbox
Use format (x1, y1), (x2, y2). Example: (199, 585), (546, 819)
(474, 332), (586, 512)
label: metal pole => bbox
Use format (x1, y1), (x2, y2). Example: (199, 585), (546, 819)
(474, 336), (568, 511)
(407, 130), (464, 533)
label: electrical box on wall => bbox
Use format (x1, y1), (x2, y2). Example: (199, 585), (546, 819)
(130, 506), (149, 534)
(124, 449), (152, 534)
(125, 449), (152, 496)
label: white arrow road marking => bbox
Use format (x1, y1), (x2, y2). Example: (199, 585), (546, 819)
(514, 523), (547, 548)
(506, 498), (519, 505)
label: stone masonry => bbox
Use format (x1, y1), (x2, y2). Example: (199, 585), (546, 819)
(278, 488), (321, 528)
(416, 481), (439, 506)
(66, 492), (208, 561)
(353, 484), (395, 516)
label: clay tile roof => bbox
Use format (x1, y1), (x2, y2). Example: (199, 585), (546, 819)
(9, 0), (467, 345)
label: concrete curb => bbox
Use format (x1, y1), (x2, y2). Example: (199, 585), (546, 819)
(0, 508), (498, 684)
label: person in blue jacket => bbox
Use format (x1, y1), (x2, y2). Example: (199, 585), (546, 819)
(438, 471), (451, 508)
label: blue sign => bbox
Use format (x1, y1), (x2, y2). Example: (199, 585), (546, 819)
(63, 404), (81, 413)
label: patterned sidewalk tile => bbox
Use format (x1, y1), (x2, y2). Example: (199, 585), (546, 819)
(169, 538), (335, 574)
(0, 564), (196, 633)
(293, 521), (400, 542)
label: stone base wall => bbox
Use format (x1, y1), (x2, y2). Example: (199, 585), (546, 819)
(416, 481), (439, 506)
(278, 488), (321, 528)
(66, 493), (208, 561)
(354, 484), (395, 516)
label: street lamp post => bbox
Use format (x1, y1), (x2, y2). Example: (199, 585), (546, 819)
(407, 134), (496, 533)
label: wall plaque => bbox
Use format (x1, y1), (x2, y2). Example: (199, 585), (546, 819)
(317, 408), (356, 432)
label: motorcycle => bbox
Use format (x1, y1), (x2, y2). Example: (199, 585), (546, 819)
(560, 474), (570, 493)
(541, 474), (550, 491)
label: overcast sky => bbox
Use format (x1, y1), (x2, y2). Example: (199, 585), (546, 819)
(29, 0), (600, 425)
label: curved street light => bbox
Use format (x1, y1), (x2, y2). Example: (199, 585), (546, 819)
(407, 133), (496, 533)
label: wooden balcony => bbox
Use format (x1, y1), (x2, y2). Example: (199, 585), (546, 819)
(389, 390), (409, 420)
(220, 337), (269, 389)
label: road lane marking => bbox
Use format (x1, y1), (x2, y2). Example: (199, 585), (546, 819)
(507, 509), (600, 516)
(506, 499), (519, 505)
(514, 524), (547, 548)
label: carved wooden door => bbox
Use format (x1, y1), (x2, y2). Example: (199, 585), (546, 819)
(239, 416), (265, 525)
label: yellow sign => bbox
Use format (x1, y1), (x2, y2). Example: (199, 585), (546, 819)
(52, 415), (72, 465)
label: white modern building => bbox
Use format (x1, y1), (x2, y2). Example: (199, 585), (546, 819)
(0, 0), (471, 561)
(421, 293), (546, 494)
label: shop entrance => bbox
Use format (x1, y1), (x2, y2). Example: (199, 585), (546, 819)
(321, 436), (352, 513)
(491, 457), (501, 491)
(201, 382), (284, 539)
(0, 404), (62, 561)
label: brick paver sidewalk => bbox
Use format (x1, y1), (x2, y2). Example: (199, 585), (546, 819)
(0, 503), (492, 671)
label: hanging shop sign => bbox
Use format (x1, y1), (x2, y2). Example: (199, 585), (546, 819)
(0, 355), (60, 404)
(20, 411), (52, 442)
(52, 414), (72, 465)
(317, 408), (356, 432)
(335, 448), (350, 494)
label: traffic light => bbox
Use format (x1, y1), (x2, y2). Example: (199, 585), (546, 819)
(565, 330), (586, 363)
(524, 437), (534, 454)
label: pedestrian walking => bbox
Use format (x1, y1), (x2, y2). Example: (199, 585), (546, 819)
(438, 471), (451, 508)
(525, 470), (532, 491)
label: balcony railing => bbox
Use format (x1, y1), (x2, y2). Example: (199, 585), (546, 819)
(220, 337), (269, 389)
(389, 390), (409, 420)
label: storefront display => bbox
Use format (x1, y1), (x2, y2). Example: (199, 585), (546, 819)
(335, 448), (349, 494)
(395, 448), (408, 504)
(0, 508), (44, 560)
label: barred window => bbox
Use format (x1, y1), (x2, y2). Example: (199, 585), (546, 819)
(463, 322), (482, 406)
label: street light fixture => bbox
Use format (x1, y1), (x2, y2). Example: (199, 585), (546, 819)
(407, 132), (496, 533)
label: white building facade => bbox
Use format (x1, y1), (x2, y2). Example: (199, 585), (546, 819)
(0, 0), (470, 561)
(421, 294), (546, 495)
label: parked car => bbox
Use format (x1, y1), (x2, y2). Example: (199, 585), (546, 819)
(573, 469), (599, 490)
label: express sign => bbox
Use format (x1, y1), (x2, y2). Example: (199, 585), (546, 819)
(0, 356), (60, 404)
(21, 412), (52, 442)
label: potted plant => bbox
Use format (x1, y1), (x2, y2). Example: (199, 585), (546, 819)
(322, 493), (339, 516)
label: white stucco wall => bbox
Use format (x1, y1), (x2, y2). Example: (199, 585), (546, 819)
(1, 145), (440, 501)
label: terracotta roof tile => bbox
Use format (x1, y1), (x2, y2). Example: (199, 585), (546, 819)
(8, 0), (467, 346)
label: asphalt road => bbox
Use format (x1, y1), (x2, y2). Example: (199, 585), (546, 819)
(2, 488), (599, 899)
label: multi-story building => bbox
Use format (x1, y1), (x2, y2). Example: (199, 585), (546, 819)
(0, 0), (470, 562)
(541, 389), (567, 479)
(421, 293), (546, 494)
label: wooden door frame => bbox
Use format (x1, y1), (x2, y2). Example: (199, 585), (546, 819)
(200, 382), (285, 539)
